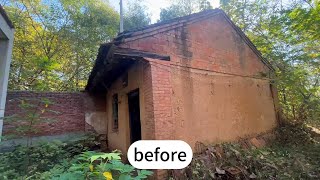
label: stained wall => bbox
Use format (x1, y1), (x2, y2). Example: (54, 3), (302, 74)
(105, 62), (155, 153)
(119, 12), (278, 151)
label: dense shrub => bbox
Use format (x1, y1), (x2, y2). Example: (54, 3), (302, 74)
(0, 141), (68, 179)
(33, 151), (153, 180)
(0, 135), (97, 179)
(0, 136), (153, 180)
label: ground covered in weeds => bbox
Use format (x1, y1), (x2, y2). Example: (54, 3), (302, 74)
(0, 135), (101, 179)
(171, 122), (320, 179)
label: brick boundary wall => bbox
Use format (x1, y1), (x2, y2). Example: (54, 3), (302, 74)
(4, 91), (105, 137)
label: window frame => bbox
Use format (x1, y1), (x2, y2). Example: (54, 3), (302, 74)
(112, 94), (119, 131)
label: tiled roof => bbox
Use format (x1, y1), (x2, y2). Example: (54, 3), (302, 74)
(85, 44), (169, 93)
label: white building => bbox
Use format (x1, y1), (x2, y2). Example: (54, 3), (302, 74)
(0, 5), (14, 139)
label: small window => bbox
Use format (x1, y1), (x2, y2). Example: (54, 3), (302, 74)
(112, 94), (119, 131)
(122, 72), (128, 88)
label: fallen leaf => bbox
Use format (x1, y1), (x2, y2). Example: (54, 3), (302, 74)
(249, 173), (257, 179)
(216, 167), (225, 175)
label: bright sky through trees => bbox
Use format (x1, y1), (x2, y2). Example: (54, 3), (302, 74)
(110, 0), (220, 23)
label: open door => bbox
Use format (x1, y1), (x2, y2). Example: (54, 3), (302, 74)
(128, 89), (141, 144)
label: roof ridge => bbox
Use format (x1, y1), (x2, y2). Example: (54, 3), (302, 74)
(115, 9), (222, 41)
(113, 8), (274, 71)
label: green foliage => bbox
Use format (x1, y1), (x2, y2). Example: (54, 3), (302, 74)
(4, 0), (119, 91)
(0, 134), (152, 180)
(199, 0), (213, 11)
(0, 141), (75, 179)
(0, 135), (100, 179)
(123, 0), (151, 31)
(159, 0), (212, 21)
(2, 98), (58, 142)
(160, 5), (187, 21)
(35, 151), (153, 180)
(2, 0), (154, 91)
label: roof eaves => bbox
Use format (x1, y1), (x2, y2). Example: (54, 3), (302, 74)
(85, 45), (170, 92)
(114, 47), (170, 61)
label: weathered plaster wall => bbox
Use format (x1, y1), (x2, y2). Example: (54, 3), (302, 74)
(83, 93), (107, 134)
(119, 12), (278, 152)
(171, 69), (276, 147)
(105, 62), (153, 153)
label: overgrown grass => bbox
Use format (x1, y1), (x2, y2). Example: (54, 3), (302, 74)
(171, 121), (320, 179)
(0, 135), (153, 180)
(0, 135), (99, 179)
(2, 122), (320, 179)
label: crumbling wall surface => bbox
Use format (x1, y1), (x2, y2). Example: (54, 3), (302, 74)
(83, 93), (107, 134)
(105, 63), (151, 153)
(4, 91), (106, 137)
(119, 12), (278, 150)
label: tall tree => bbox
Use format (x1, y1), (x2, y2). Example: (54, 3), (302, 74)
(159, 4), (187, 21)
(159, 0), (212, 21)
(59, 0), (119, 90)
(4, 0), (119, 91)
(123, 0), (151, 31)
(199, 0), (213, 10)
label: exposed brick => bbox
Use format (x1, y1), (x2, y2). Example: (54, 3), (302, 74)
(117, 13), (274, 179)
(4, 91), (105, 137)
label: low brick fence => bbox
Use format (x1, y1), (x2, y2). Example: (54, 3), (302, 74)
(4, 91), (105, 137)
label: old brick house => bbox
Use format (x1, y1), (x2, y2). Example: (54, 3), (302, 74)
(86, 8), (278, 158)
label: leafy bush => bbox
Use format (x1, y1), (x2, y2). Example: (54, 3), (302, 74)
(0, 135), (98, 180)
(35, 151), (153, 180)
(0, 141), (68, 179)
(3, 98), (59, 141)
(0, 137), (152, 180)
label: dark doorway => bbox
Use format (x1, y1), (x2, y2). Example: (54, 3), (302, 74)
(128, 89), (141, 144)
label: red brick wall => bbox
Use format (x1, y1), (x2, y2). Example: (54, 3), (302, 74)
(142, 62), (156, 139)
(147, 60), (174, 179)
(4, 91), (105, 137)
(120, 13), (270, 76)
(119, 13), (274, 140)
(119, 13), (275, 179)
(147, 59), (174, 140)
